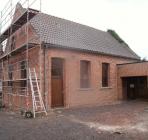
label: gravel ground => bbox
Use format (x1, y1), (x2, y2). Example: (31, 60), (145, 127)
(0, 100), (148, 140)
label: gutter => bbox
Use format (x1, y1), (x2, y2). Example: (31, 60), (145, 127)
(44, 43), (140, 61)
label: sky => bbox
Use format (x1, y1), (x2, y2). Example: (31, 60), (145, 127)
(0, 0), (148, 59)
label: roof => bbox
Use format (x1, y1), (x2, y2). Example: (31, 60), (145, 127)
(30, 13), (140, 60)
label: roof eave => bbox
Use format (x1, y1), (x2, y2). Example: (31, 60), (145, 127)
(44, 43), (140, 61)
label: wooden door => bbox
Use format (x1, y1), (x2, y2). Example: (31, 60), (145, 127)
(127, 78), (136, 100)
(51, 58), (64, 107)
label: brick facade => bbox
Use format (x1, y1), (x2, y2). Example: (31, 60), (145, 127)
(2, 47), (40, 110)
(1, 40), (141, 109)
(43, 47), (136, 108)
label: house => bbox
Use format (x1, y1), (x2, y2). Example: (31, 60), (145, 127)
(0, 3), (147, 114)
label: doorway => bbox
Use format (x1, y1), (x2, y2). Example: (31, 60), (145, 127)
(51, 58), (64, 108)
(122, 76), (148, 100)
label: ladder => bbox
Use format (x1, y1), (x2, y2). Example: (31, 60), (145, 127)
(29, 68), (47, 118)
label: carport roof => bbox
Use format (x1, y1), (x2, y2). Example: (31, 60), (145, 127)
(117, 61), (148, 65)
(118, 61), (148, 77)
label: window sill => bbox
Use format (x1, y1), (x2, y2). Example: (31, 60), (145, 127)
(100, 87), (112, 90)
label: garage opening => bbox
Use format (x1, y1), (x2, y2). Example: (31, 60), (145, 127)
(122, 76), (148, 100)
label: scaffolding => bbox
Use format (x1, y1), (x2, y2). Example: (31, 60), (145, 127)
(0, 0), (43, 116)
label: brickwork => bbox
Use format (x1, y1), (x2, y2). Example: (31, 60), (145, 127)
(44, 48), (136, 108)
(2, 44), (142, 110)
(2, 46), (40, 110)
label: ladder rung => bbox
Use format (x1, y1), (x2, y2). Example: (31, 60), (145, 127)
(35, 101), (40, 103)
(30, 71), (34, 73)
(34, 95), (39, 97)
(36, 105), (42, 108)
(34, 100), (40, 103)
(34, 94), (39, 96)
(31, 77), (36, 79)
(35, 111), (47, 113)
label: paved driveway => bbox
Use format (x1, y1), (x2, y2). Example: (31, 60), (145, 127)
(0, 100), (148, 140)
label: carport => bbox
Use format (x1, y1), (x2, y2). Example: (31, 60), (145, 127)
(117, 61), (148, 100)
(122, 76), (148, 100)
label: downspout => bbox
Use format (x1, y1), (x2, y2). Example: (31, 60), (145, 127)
(42, 42), (48, 110)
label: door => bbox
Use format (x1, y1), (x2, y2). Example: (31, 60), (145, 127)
(127, 78), (136, 100)
(51, 58), (64, 107)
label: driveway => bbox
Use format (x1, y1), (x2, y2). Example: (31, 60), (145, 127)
(0, 100), (148, 140)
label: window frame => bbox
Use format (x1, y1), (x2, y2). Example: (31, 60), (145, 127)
(10, 35), (16, 51)
(8, 64), (13, 87)
(80, 60), (91, 89)
(20, 60), (27, 79)
(102, 62), (110, 87)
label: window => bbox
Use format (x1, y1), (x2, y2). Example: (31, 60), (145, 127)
(80, 60), (90, 88)
(20, 61), (27, 79)
(8, 65), (13, 80)
(21, 80), (27, 88)
(20, 61), (27, 87)
(10, 35), (16, 51)
(51, 58), (63, 77)
(102, 63), (109, 87)
(8, 65), (13, 86)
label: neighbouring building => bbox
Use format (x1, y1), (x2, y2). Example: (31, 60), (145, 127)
(0, 3), (148, 114)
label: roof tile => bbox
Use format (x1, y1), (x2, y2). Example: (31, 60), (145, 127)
(30, 13), (140, 60)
